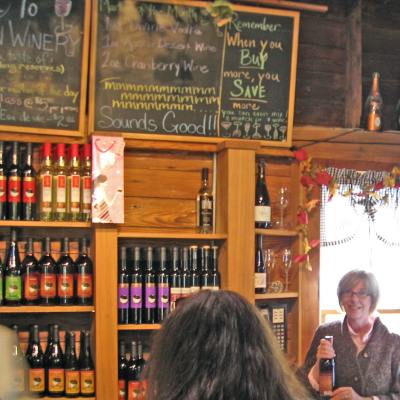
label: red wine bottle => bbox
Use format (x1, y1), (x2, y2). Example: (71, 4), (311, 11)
(26, 324), (45, 397)
(255, 160), (271, 229)
(156, 246), (170, 323)
(126, 341), (140, 400)
(4, 229), (22, 305)
(136, 341), (146, 399)
(21, 142), (37, 221)
(0, 141), (6, 220)
(118, 246), (129, 324)
(319, 336), (336, 398)
(129, 246), (143, 324)
(144, 247), (156, 324)
(181, 247), (191, 299)
(65, 331), (80, 398)
(118, 341), (127, 400)
(200, 245), (211, 289)
(255, 234), (267, 294)
(22, 237), (40, 305)
(79, 330), (95, 397)
(39, 237), (57, 305)
(7, 141), (21, 220)
(210, 245), (221, 290)
(46, 324), (65, 397)
(169, 246), (182, 311)
(57, 237), (76, 305)
(189, 245), (200, 294)
(75, 238), (93, 305)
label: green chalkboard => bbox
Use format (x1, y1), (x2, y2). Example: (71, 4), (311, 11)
(91, 0), (299, 145)
(0, 0), (90, 136)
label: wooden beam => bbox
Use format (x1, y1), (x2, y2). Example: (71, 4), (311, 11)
(234, 0), (328, 13)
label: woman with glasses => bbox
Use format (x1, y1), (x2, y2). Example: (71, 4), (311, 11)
(302, 270), (400, 400)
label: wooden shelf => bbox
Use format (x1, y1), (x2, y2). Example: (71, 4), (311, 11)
(255, 292), (299, 300)
(118, 324), (161, 331)
(117, 229), (227, 240)
(0, 306), (94, 313)
(43, 397), (95, 400)
(0, 221), (91, 228)
(255, 228), (298, 237)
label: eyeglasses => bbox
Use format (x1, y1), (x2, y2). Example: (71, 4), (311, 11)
(342, 290), (370, 300)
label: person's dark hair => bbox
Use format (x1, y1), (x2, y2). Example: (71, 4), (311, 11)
(146, 290), (310, 400)
(337, 269), (380, 312)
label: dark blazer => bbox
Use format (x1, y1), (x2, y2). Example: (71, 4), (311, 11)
(302, 317), (400, 400)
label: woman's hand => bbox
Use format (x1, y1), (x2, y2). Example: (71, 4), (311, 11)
(332, 387), (370, 400)
(316, 337), (335, 361)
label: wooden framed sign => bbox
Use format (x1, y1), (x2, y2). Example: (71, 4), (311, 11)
(0, 0), (90, 137)
(90, 0), (299, 146)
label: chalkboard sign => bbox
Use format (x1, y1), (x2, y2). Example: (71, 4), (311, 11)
(0, 0), (90, 136)
(90, 0), (299, 145)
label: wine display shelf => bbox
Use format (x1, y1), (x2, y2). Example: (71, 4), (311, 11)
(0, 221), (91, 228)
(117, 229), (227, 240)
(43, 397), (95, 400)
(118, 324), (161, 331)
(255, 292), (299, 300)
(255, 228), (298, 237)
(0, 306), (94, 313)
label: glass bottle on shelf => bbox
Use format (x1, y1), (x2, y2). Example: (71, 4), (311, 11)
(130, 246), (143, 324)
(22, 237), (40, 305)
(79, 330), (95, 397)
(65, 331), (80, 398)
(21, 142), (37, 221)
(0, 141), (7, 220)
(200, 245), (212, 289)
(137, 341), (146, 398)
(189, 245), (200, 294)
(254, 234), (267, 294)
(210, 245), (221, 290)
(181, 247), (191, 299)
(144, 246), (156, 324)
(75, 238), (93, 305)
(4, 229), (22, 305)
(26, 324), (45, 397)
(118, 246), (130, 324)
(11, 324), (25, 398)
(57, 237), (76, 305)
(157, 246), (170, 323)
(67, 143), (81, 221)
(118, 341), (127, 400)
(38, 143), (54, 221)
(46, 324), (65, 397)
(197, 167), (213, 233)
(169, 246), (182, 311)
(80, 144), (92, 222)
(53, 143), (68, 221)
(0, 254), (3, 305)
(7, 141), (21, 220)
(255, 160), (271, 229)
(364, 72), (383, 132)
(39, 237), (57, 305)
(126, 341), (139, 400)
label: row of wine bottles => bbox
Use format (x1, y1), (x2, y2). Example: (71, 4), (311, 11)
(0, 141), (92, 221)
(118, 245), (220, 324)
(11, 324), (95, 398)
(0, 232), (93, 306)
(118, 340), (146, 400)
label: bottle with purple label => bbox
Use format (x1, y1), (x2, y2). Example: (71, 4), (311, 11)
(156, 247), (170, 323)
(130, 247), (143, 324)
(144, 246), (156, 324)
(118, 246), (129, 324)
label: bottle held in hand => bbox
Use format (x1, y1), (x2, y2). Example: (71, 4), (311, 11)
(319, 335), (335, 398)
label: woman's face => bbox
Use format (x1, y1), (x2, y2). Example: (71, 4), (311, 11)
(341, 280), (372, 325)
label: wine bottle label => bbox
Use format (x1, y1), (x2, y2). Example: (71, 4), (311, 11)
(254, 272), (267, 289)
(255, 205), (271, 223)
(190, 285), (201, 294)
(181, 287), (191, 298)
(48, 368), (65, 393)
(29, 368), (45, 392)
(170, 288), (182, 311)
(22, 177), (36, 203)
(8, 176), (21, 202)
(0, 175), (6, 202)
(77, 274), (93, 298)
(130, 283), (142, 309)
(80, 370), (95, 394)
(145, 283), (156, 309)
(128, 380), (142, 400)
(40, 274), (56, 298)
(57, 273), (74, 298)
(82, 176), (92, 212)
(65, 370), (80, 395)
(56, 174), (66, 211)
(70, 175), (81, 212)
(118, 284), (129, 309)
(5, 275), (22, 300)
(24, 273), (40, 301)
(119, 379), (126, 400)
(0, 277), (3, 300)
(41, 174), (52, 210)
(157, 284), (170, 309)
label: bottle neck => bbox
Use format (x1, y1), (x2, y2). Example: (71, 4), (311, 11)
(146, 247), (153, 271)
(371, 73), (380, 96)
(70, 156), (80, 169)
(159, 247), (167, 272)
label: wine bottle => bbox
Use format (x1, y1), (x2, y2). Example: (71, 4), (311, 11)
(118, 341), (127, 400)
(210, 245), (221, 290)
(38, 143), (54, 221)
(200, 245), (211, 289)
(64, 331), (80, 398)
(189, 245), (200, 294)
(197, 168), (213, 233)
(136, 341), (146, 399)
(129, 246), (143, 324)
(7, 141), (21, 220)
(39, 237), (57, 305)
(126, 341), (140, 400)
(319, 335), (335, 399)
(181, 247), (191, 299)
(79, 330), (95, 397)
(156, 246), (170, 323)
(255, 234), (267, 294)
(75, 238), (93, 305)
(255, 160), (271, 228)
(0, 255), (3, 305)
(80, 144), (92, 222)
(56, 237), (76, 305)
(67, 144), (81, 221)
(26, 324), (45, 397)
(22, 237), (40, 305)
(21, 142), (37, 221)
(144, 246), (156, 324)
(118, 246), (129, 324)
(364, 72), (383, 131)
(46, 324), (65, 397)
(4, 229), (22, 305)
(11, 324), (25, 397)
(169, 246), (182, 311)
(53, 143), (68, 221)
(0, 141), (7, 220)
